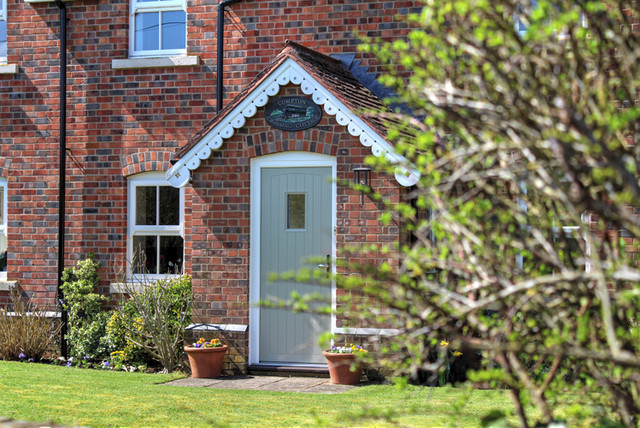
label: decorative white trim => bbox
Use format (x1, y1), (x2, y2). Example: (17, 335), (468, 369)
(112, 55), (199, 70)
(249, 152), (337, 366)
(0, 64), (17, 74)
(186, 323), (248, 333)
(166, 57), (420, 188)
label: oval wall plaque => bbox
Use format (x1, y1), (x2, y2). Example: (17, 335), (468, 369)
(264, 96), (322, 131)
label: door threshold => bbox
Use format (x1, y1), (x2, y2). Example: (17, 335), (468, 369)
(248, 364), (329, 377)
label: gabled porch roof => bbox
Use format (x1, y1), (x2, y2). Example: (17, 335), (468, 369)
(166, 41), (419, 188)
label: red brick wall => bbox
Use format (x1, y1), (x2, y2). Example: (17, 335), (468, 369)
(0, 0), (420, 306)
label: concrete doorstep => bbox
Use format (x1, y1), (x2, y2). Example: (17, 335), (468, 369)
(164, 375), (360, 393)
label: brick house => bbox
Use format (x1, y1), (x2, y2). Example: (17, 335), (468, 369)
(0, 0), (422, 371)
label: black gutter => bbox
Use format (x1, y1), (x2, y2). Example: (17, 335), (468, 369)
(217, 0), (243, 112)
(54, 0), (68, 359)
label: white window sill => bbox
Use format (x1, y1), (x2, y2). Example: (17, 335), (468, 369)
(186, 323), (248, 333)
(0, 64), (18, 74)
(111, 55), (199, 70)
(0, 280), (17, 291)
(110, 277), (181, 293)
(25, 0), (79, 2)
(4, 310), (60, 318)
(110, 282), (146, 293)
(334, 327), (400, 336)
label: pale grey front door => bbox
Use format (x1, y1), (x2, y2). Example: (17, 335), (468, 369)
(259, 167), (332, 364)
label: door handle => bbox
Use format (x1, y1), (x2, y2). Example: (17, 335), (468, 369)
(317, 254), (330, 278)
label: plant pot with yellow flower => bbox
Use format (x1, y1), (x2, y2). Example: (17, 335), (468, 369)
(323, 344), (367, 385)
(184, 338), (228, 378)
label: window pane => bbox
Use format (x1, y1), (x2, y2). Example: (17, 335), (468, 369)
(287, 193), (305, 229)
(135, 12), (160, 51)
(161, 10), (186, 50)
(136, 186), (157, 225)
(132, 235), (157, 274)
(159, 186), (179, 225)
(0, 21), (6, 59)
(159, 236), (183, 274)
(0, 234), (6, 273)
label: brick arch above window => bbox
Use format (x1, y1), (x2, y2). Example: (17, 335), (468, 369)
(122, 151), (174, 178)
(0, 157), (11, 179)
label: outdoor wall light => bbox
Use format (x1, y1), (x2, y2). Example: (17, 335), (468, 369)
(353, 166), (371, 205)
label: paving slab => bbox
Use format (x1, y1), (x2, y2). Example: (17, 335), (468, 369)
(254, 376), (328, 392)
(164, 375), (357, 393)
(164, 377), (225, 388)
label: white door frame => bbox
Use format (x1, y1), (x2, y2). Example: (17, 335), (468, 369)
(249, 152), (337, 366)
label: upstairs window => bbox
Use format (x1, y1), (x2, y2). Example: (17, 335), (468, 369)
(0, 0), (7, 63)
(515, 0), (538, 36)
(0, 179), (7, 279)
(130, 0), (186, 57)
(128, 173), (184, 278)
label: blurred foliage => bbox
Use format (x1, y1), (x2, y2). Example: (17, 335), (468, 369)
(321, 1), (640, 427)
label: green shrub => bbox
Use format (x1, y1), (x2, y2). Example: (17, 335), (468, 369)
(116, 275), (193, 373)
(102, 310), (149, 365)
(60, 254), (110, 361)
(0, 286), (60, 361)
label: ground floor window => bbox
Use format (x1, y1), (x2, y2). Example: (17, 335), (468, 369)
(128, 172), (184, 278)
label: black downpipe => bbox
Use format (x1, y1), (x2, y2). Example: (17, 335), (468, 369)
(54, 0), (68, 359)
(217, 0), (242, 112)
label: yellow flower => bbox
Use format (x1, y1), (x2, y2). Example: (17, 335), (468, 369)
(453, 351), (463, 357)
(440, 340), (449, 347)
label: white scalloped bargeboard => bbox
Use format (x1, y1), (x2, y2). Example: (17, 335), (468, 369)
(166, 60), (420, 188)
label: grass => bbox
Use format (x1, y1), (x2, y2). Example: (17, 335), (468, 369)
(0, 361), (521, 427)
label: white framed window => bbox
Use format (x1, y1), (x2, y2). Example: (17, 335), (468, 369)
(0, 0), (7, 64)
(0, 179), (7, 280)
(128, 172), (184, 279)
(130, 0), (186, 58)
(515, 0), (587, 39)
(514, 0), (538, 36)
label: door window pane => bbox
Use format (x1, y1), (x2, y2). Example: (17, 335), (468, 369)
(136, 186), (156, 225)
(161, 11), (186, 50)
(135, 12), (160, 51)
(287, 193), (306, 230)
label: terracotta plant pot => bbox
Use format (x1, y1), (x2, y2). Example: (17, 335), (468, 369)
(323, 350), (363, 385)
(184, 345), (228, 378)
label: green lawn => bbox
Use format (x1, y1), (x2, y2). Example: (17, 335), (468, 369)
(0, 361), (520, 427)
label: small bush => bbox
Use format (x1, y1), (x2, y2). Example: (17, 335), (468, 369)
(0, 286), (60, 361)
(117, 275), (193, 373)
(102, 310), (150, 365)
(61, 254), (110, 361)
